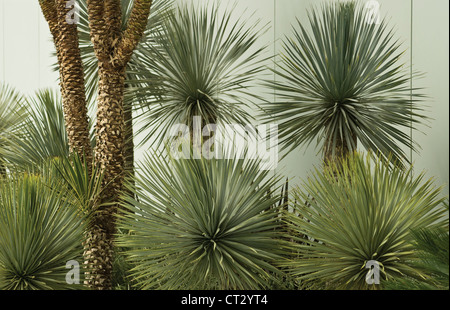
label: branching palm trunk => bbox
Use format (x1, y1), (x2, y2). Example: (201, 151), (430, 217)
(84, 0), (153, 289)
(40, 0), (153, 290)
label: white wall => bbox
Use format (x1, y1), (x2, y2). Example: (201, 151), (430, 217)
(0, 0), (59, 94)
(412, 0), (449, 196)
(0, 0), (448, 195)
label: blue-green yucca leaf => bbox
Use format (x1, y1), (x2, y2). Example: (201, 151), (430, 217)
(117, 153), (285, 290)
(283, 152), (447, 290)
(51, 152), (106, 219)
(0, 173), (86, 290)
(263, 1), (427, 168)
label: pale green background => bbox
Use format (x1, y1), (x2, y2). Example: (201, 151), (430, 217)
(0, 0), (448, 195)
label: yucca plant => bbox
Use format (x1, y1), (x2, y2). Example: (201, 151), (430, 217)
(384, 227), (449, 290)
(117, 153), (285, 290)
(130, 3), (267, 147)
(0, 172), (86, 290)
(384, 200), (449, 290)
(4, 89), (69, 168)
(0, 83), (26, 173)
(283, 152), (447, 289)
(263, 1), (426, 167)
(51, 152), (105, 219)
(2, 89), (95, 170)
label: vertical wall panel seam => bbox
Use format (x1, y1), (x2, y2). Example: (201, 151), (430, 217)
(37, 5), (41, 89)
(273, 0), (276, 179)
(273, 0), (276, 104)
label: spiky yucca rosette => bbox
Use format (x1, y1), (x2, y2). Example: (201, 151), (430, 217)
(263, 2), (427, 167)
(118, 155), (285, 290)
(283, 153), (447, 289)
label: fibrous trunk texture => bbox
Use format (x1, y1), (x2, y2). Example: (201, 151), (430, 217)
(0, 163), (6, 176)
(84, 68), (126, 289)
(123, 92), (135, 196)
(323, 132), (358, 184)
(323, 132), (357, 166)
(39, 0), (93, 163)
(83, 0), (153, 290)
(40, 0), (153, 290)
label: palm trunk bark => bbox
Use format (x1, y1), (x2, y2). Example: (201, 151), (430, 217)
(83, 67), (126, 289)
(95, 68), (126, 203)
(323, 132), (357, 165)
(39, 0), (93, 163)
(323, 132), (357, 182)
(83, 0), (153, 289)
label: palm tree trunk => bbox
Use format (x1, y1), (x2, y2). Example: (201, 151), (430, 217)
(82, 0), (153, 289)
(83, 67), (126, 289)
(39, 0), (93, 163)
(95, 67), (126, 202)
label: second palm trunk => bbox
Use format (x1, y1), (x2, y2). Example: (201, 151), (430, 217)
(84, 67), (126, 290)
